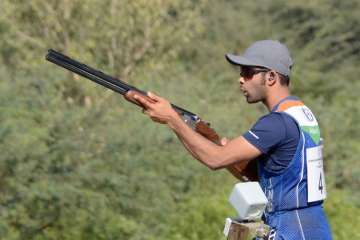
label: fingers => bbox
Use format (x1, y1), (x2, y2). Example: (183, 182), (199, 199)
(147, 91), (162, 101)
(220, 137), (229, 146)
(134, 94), (152, 109)
(141, 108), (153, 117)
(142, 109), (164, 124)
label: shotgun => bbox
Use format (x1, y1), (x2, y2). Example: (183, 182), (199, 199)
(45, 49), (257, 181)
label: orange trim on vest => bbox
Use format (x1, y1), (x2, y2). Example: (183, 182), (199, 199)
(276, 100), (304, 112)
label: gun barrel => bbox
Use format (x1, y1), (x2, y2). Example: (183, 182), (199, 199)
(46, 49), (197, 118)
(46, 49), (135, 95)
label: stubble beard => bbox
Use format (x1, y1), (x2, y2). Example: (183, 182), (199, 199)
(245, 75), (266, 104)
(246, 95), (262, 104)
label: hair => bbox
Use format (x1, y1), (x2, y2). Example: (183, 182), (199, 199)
(279, 73), (290, 86)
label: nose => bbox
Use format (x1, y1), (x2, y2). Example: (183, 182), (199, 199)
(239, 77), (245, 85)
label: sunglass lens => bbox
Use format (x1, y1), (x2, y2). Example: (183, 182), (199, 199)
(240, 68), (253, 78)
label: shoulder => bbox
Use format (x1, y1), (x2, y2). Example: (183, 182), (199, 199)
(243, 111), (301, 154)
(243, 112), (289, 154)
(255, 112), (299, 140)
(254, 112), (288, 131)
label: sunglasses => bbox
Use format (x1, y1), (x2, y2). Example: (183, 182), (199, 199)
(240, 67), (269, 78)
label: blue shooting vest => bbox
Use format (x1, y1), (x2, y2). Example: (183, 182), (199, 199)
(259, 99), (327, 213)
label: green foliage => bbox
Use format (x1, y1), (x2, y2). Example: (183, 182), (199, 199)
(325, 189), (360, 239)
(0, 0), (205, 78)
(0, 0), (359, 239)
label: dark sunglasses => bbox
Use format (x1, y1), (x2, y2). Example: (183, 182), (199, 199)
(240, 67), (269, 78)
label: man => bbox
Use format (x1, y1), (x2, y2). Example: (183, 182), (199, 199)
(133, 40), (332, 239)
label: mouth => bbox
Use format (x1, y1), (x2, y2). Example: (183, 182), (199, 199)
(240, 88), (248, 96)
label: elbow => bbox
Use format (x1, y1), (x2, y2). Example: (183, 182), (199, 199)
(198, 146), (226, 170)
(210, 147), (231, 170)
(197, 158), (221, 170)
(207, 158), (225, 171)
(207, 149), (228, 170)
(208, 164), (222, 171)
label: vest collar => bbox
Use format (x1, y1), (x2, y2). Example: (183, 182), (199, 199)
(271, 96), (299, 112)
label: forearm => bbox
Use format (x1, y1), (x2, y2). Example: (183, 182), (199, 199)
(168, 114), (224, 169)
(133, 92), (260, 171)
(174, 132), (200, 159)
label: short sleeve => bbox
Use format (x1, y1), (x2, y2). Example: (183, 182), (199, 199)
(243, 113), (286, 154)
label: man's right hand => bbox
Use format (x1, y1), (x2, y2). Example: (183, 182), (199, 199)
(220, 137), (229, 146)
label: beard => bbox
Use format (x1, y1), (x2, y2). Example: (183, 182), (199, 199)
(245, 75), (266, 103)
(246, 94), (262, 103)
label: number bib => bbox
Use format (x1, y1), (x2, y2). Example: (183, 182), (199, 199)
(306, 145), (327, 202)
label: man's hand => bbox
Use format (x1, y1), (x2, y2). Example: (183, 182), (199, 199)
(220, 137), (229, 146)
(134, 92), (178, 124)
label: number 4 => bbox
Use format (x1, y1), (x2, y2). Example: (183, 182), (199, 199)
(318, 173), (323, 194)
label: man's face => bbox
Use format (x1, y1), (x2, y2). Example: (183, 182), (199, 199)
(239, 66), (268, 103)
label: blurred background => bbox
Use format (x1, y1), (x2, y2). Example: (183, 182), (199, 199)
(0, 0), (359, 239)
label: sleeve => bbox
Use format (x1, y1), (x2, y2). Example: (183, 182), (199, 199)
(243, 113), (286, 154)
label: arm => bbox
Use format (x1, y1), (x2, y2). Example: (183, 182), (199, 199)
(168, 113), (261, 169)
(176, 131), (259, 181)
(135, 92), (261, 170)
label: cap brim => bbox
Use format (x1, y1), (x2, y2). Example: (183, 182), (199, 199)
(225, 53), (257, 67)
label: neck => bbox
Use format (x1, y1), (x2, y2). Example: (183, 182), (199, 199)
(263, 87), (290, 111)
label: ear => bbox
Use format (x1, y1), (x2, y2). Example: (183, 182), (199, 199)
(267, 71), (277, 86)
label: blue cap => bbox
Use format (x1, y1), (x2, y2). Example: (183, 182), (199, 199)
(226, 40), (294, 76)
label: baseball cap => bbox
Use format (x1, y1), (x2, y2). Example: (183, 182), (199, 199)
(225, 40), (293, 76)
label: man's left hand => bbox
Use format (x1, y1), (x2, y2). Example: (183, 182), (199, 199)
(134, 92), (178, 124)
